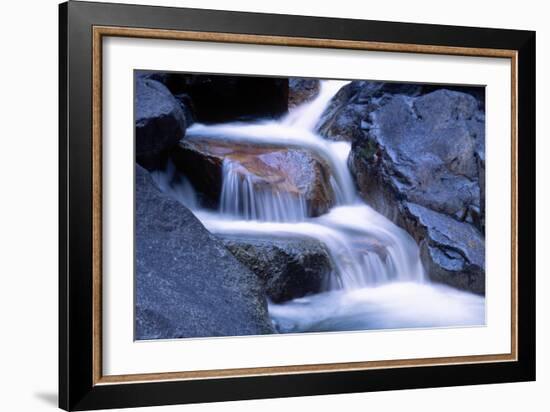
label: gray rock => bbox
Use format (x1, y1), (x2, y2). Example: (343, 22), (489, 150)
(221, 235), (333, 303)
(405, 202), (485, 294)
(135, 165), (274, 339)
(135, 77), (187, 160)
(351, 90), (484, 226)
(317, 81), (425, 141)
(317, 80), (484, 142)
(289, 78), (320, 108)
(318, 103), (365, 142)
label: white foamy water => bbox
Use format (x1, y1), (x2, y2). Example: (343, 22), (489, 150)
(165, 79), (484, 333)
(219, 159), (308, 222)
(151, 160), (198, 210)
(283, 80), (350, 130)
(269, 282), (485, 333)
(197, 204), (424, 289)
(186, 122), (356, 206)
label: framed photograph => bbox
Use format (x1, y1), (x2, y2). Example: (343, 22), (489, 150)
(59, 1), (535, 410)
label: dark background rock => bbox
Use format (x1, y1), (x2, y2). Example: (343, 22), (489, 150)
(135, 165), (274, 339)
(135, 76), (188, 166)
(289, 78), (320, 108)
(319, 80), (486, 294)
(221, 235), (333, 303)
(137, 71), (289, 123)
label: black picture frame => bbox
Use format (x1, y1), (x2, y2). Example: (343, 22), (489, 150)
(59, 1), (536, 410)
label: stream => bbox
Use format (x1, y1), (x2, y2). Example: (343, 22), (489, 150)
(159, 80), (485, 334)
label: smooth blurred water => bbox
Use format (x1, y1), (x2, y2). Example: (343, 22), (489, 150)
(166, 80), (485, 333)
(198, 204), (424, 290)
(269, 282), (485, 333)
(186, 122), (357, 205)
(151, 160), (198, 210)
(283, 80), (350, 130)
(219, 158), (309, 222)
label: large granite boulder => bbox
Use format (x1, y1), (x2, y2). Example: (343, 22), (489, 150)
(135, 165), (274, 339)
(355, 91), (483, 223)
(320, 81), (486, 294)
(135, 76), (188, 165)
(172, 138), (335, 216)
(221, 235), (333, 303)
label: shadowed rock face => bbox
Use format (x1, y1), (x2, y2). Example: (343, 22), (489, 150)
(135, 165), (274, 339)
(319, 81), (486, 294)
(137, 71), (289, 123)
(288, 78), (320, 108)
(135, 76), (188, 166)
(172, 137), (335, 216)
(221, 235), (333, 303)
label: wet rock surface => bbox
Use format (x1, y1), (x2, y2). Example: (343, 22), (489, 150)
(221, 235), (333, 303)
(289, 78), (320, 108)
(172, 138), (335, 216)
(135, 165), (274, 339)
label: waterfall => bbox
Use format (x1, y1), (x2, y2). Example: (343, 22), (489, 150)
(186, 122), (357, 205)
(283, 80), (350, 130)
(185, 80), (424, 289)
(219, 159), (308, 222)
(150, 159), (198, 210)
(165, 79), (484, 333)
(197, 205), (424, 290)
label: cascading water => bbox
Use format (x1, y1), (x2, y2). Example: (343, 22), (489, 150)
(219, 159), (308, 222)
(169, 79), (484, 333)
(283, 80), (350, 130)
(151, 159), (198, 210)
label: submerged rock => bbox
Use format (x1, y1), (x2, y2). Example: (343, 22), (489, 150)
(135, 77), (188, 165)
(172, 138), (335, 216)
(135, 165), (274, 339)
(289, 78), (320, 108)
(320, 81), (486, 294)
(221, 235), (333, 303)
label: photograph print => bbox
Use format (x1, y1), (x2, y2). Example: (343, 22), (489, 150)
(134, 71), (486, 340)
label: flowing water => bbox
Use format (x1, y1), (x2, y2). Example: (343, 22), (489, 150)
(165, 79), (485, 333)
